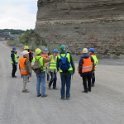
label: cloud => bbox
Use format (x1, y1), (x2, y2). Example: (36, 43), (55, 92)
(0, 0), (37, 30)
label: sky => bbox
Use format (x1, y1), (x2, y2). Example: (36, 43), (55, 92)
(0, 0), (37, 30)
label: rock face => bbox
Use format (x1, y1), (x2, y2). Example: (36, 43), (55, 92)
(35, 0), (124, 56)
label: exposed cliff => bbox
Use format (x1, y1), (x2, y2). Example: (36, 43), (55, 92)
(35, 0), (124, 56)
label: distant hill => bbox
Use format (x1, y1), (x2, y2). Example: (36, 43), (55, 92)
(0, 29), (24, 35)
(0, 29), (25, 40)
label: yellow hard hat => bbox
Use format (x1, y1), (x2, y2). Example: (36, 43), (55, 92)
(24, 45), (29, 50)
(35, 48), (42, 55)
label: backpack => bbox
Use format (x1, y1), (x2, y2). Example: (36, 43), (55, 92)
(32, 57), (43, 74)
(59, 53), (70, 72)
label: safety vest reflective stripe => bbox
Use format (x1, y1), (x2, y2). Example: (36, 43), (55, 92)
(20, 69), (27, 73)
(19, 57), (28, 75)
(82, 57), (93, 73)
(49, 55), (57, 70)
(58, 53), (73, 72)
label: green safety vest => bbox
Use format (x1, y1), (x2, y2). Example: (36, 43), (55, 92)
(32, 56), (46, 71)
(49, 55), (57, 71)
(58, 53), (73, 72)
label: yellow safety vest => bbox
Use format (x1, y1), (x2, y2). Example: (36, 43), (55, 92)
(11, 53), (18, 64)
(91, 54), (98, 69)
(49, 55), (57, 71)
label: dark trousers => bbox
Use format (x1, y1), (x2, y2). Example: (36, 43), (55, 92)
(82, 72), (92, 92)
(91, 71), (95, 86)
(49, 71), (57, 89)
(12, 64), (17, 77)
(47, 73), (50, 81)
(60, 72), (71, 98)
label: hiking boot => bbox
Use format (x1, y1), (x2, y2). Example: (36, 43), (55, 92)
(82, 90), (88, 93)
(12, 76), (17, 78)
(22, 89), (29, 93)
(41, 94), (48, 97)
(61, 97), (65, 100)
(66, 96), (70, 100)
(37, 94), (41, 97)
(88, 89), (91, 92)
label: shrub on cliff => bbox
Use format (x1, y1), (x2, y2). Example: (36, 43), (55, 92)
(19, 29), (47, 50)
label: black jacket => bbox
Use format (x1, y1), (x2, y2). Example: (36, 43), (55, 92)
(11, 50), (16, 64)
(78, 53), (94, 76)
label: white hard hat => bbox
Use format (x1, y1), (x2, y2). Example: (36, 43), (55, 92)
(82, 48), (88, 53)
(22, 50), (29, 55)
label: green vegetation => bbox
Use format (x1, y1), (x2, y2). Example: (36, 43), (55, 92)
(7, 29), (59, 52)
(18, 29), (47, 51)
(7, 29), (49, 51)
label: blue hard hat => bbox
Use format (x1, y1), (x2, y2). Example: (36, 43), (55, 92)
(12, 47), (16, 51)
(44, 48), (48, 51)
(89, 48), (95, 53)
(53, 49), (59, 53)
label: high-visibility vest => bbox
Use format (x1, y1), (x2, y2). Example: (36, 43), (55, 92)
(82, 57), (93, 73)
(41, 53), (49, 68)
(58, 53), (73, 72)
(90, 54), (98, 69)
(32, 56), (45, 71)
(49, 55), (57, 71)
(11, 53), (18, 64)
(19, 57), (28, 75)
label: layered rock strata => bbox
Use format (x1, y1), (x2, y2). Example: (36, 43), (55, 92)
(35, 0), (124, 56)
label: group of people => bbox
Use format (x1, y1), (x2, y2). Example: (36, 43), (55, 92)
(11, 44), (98, 100)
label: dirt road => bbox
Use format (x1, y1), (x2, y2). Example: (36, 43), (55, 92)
(0, 41), (124, 124)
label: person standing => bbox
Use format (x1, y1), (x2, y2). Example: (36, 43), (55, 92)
(57, 44), (75, 100)
(24, 45), (33, 63)
(11, 47), (18, 78)
(89, 48), (98, 87)
(32, 48), (47, 97)
(41, 48), (50, 83)
(78, 48), (94, 93)
(48, 49), (58, 89)
(19, 50), (31, 92)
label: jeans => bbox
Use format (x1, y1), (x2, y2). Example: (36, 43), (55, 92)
(49, 71), (57, 89)
(60, 72), (71, 98)
(36, 72), (46, 96)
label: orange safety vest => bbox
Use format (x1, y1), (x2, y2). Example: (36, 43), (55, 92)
(82, 57), (93, 73)
(41, 53), (49, 64)
(19, 57), (28, 75)
(41, 53), (48, 59)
